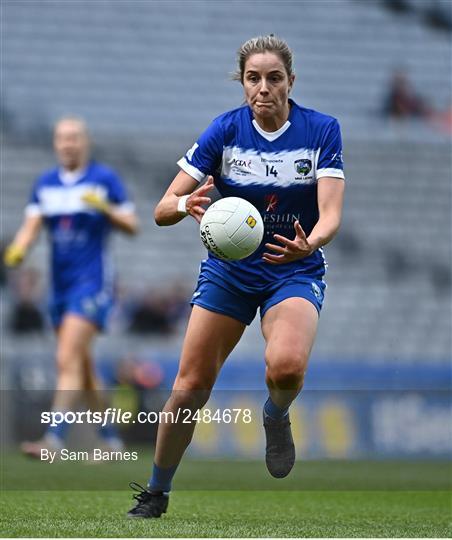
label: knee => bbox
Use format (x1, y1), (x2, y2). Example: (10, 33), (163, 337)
(56, 346), (84, 376)
(172, 373), (213, 410)
(265, 350), (308, 390)
(174, 359), (217, 393)
(170, 387), (211, 412)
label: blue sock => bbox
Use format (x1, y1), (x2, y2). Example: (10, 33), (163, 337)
(264, 396), (289, 420)
(99, 423), (121, 443)
(46, 418), (70, 442)
(148, 463), (179, 493)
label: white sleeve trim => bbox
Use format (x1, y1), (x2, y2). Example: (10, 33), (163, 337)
(177, 157), (206, 183)
(316, 168), (345, 180)
(25, 203), (42, 217)
(113, 201), (136, 214)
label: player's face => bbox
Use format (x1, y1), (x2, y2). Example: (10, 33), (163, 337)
(54, 120), (90, 170)
(243, 52), (294, 129)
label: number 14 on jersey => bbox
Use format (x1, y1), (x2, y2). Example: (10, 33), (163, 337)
(266, 165), (278, 177)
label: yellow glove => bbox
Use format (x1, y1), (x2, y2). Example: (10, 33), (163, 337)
(81, 191), (110, 213)
(3, 244), (26, 267)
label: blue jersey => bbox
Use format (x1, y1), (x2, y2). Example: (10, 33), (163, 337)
(178, 99), (345, 291)
(26, 161), (133, 300)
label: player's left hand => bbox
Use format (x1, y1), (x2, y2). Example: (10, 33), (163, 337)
(263, 220), (313, 264)
(82, 191), (110, 213)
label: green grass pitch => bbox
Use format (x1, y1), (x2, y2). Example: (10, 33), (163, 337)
(1, 455), (451, 537)
(2, 490), (451, 537)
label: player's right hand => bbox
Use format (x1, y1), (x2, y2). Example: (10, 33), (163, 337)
(3, 244), (26, 267)
(185, 176), (214, 223)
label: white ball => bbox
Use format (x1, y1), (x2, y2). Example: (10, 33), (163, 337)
(200, 197), (264, 260)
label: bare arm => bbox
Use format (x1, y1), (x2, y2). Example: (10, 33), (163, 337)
(306, 177), (345, 251)
(104, 207), (139, 235)
(11, 214), (43, 251)
(154, 170), (214, 226)
(263, 177), (345, 264)
(81, 192), (139, 235)
(3, 214), (43, 266)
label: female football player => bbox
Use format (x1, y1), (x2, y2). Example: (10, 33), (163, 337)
(4, 117), (139, 455)
(128, 34), (345, 518)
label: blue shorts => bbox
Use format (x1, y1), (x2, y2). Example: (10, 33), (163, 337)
(190, 273), (326, 326)
(50, 290), (114, 330)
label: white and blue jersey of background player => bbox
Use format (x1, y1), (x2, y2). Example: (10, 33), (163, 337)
(26, 161), (133, 329)
(178, 99), (345, 325)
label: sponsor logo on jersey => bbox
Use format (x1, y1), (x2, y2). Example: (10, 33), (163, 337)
(230, 157), (252, 177)
(265, 194), (279, 212)
(232, 158), (252, 168)
(263, 213), (302, 224)
(246, 216), (257, 228)
(263, 194), (301, 233)
(59, 217), (72, 230)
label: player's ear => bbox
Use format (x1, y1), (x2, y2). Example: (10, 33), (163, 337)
(288, 74), (295, 92)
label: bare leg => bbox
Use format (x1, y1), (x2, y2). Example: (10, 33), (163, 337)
(21, 314), (98, 456)
(153, 306), (245, 468)
(261, 298), (319, 408)
(260, 297), (319, 478)
(81, 343), (107, 411)
(52, 314), (98, 412)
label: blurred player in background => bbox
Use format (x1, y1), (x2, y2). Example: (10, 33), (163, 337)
(128, 35), (345, 518)
(4, 116), (139, 455)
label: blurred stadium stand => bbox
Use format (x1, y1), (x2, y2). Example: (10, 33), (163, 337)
(2, 0), (451, 368)
(383, 0), (452, 31)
